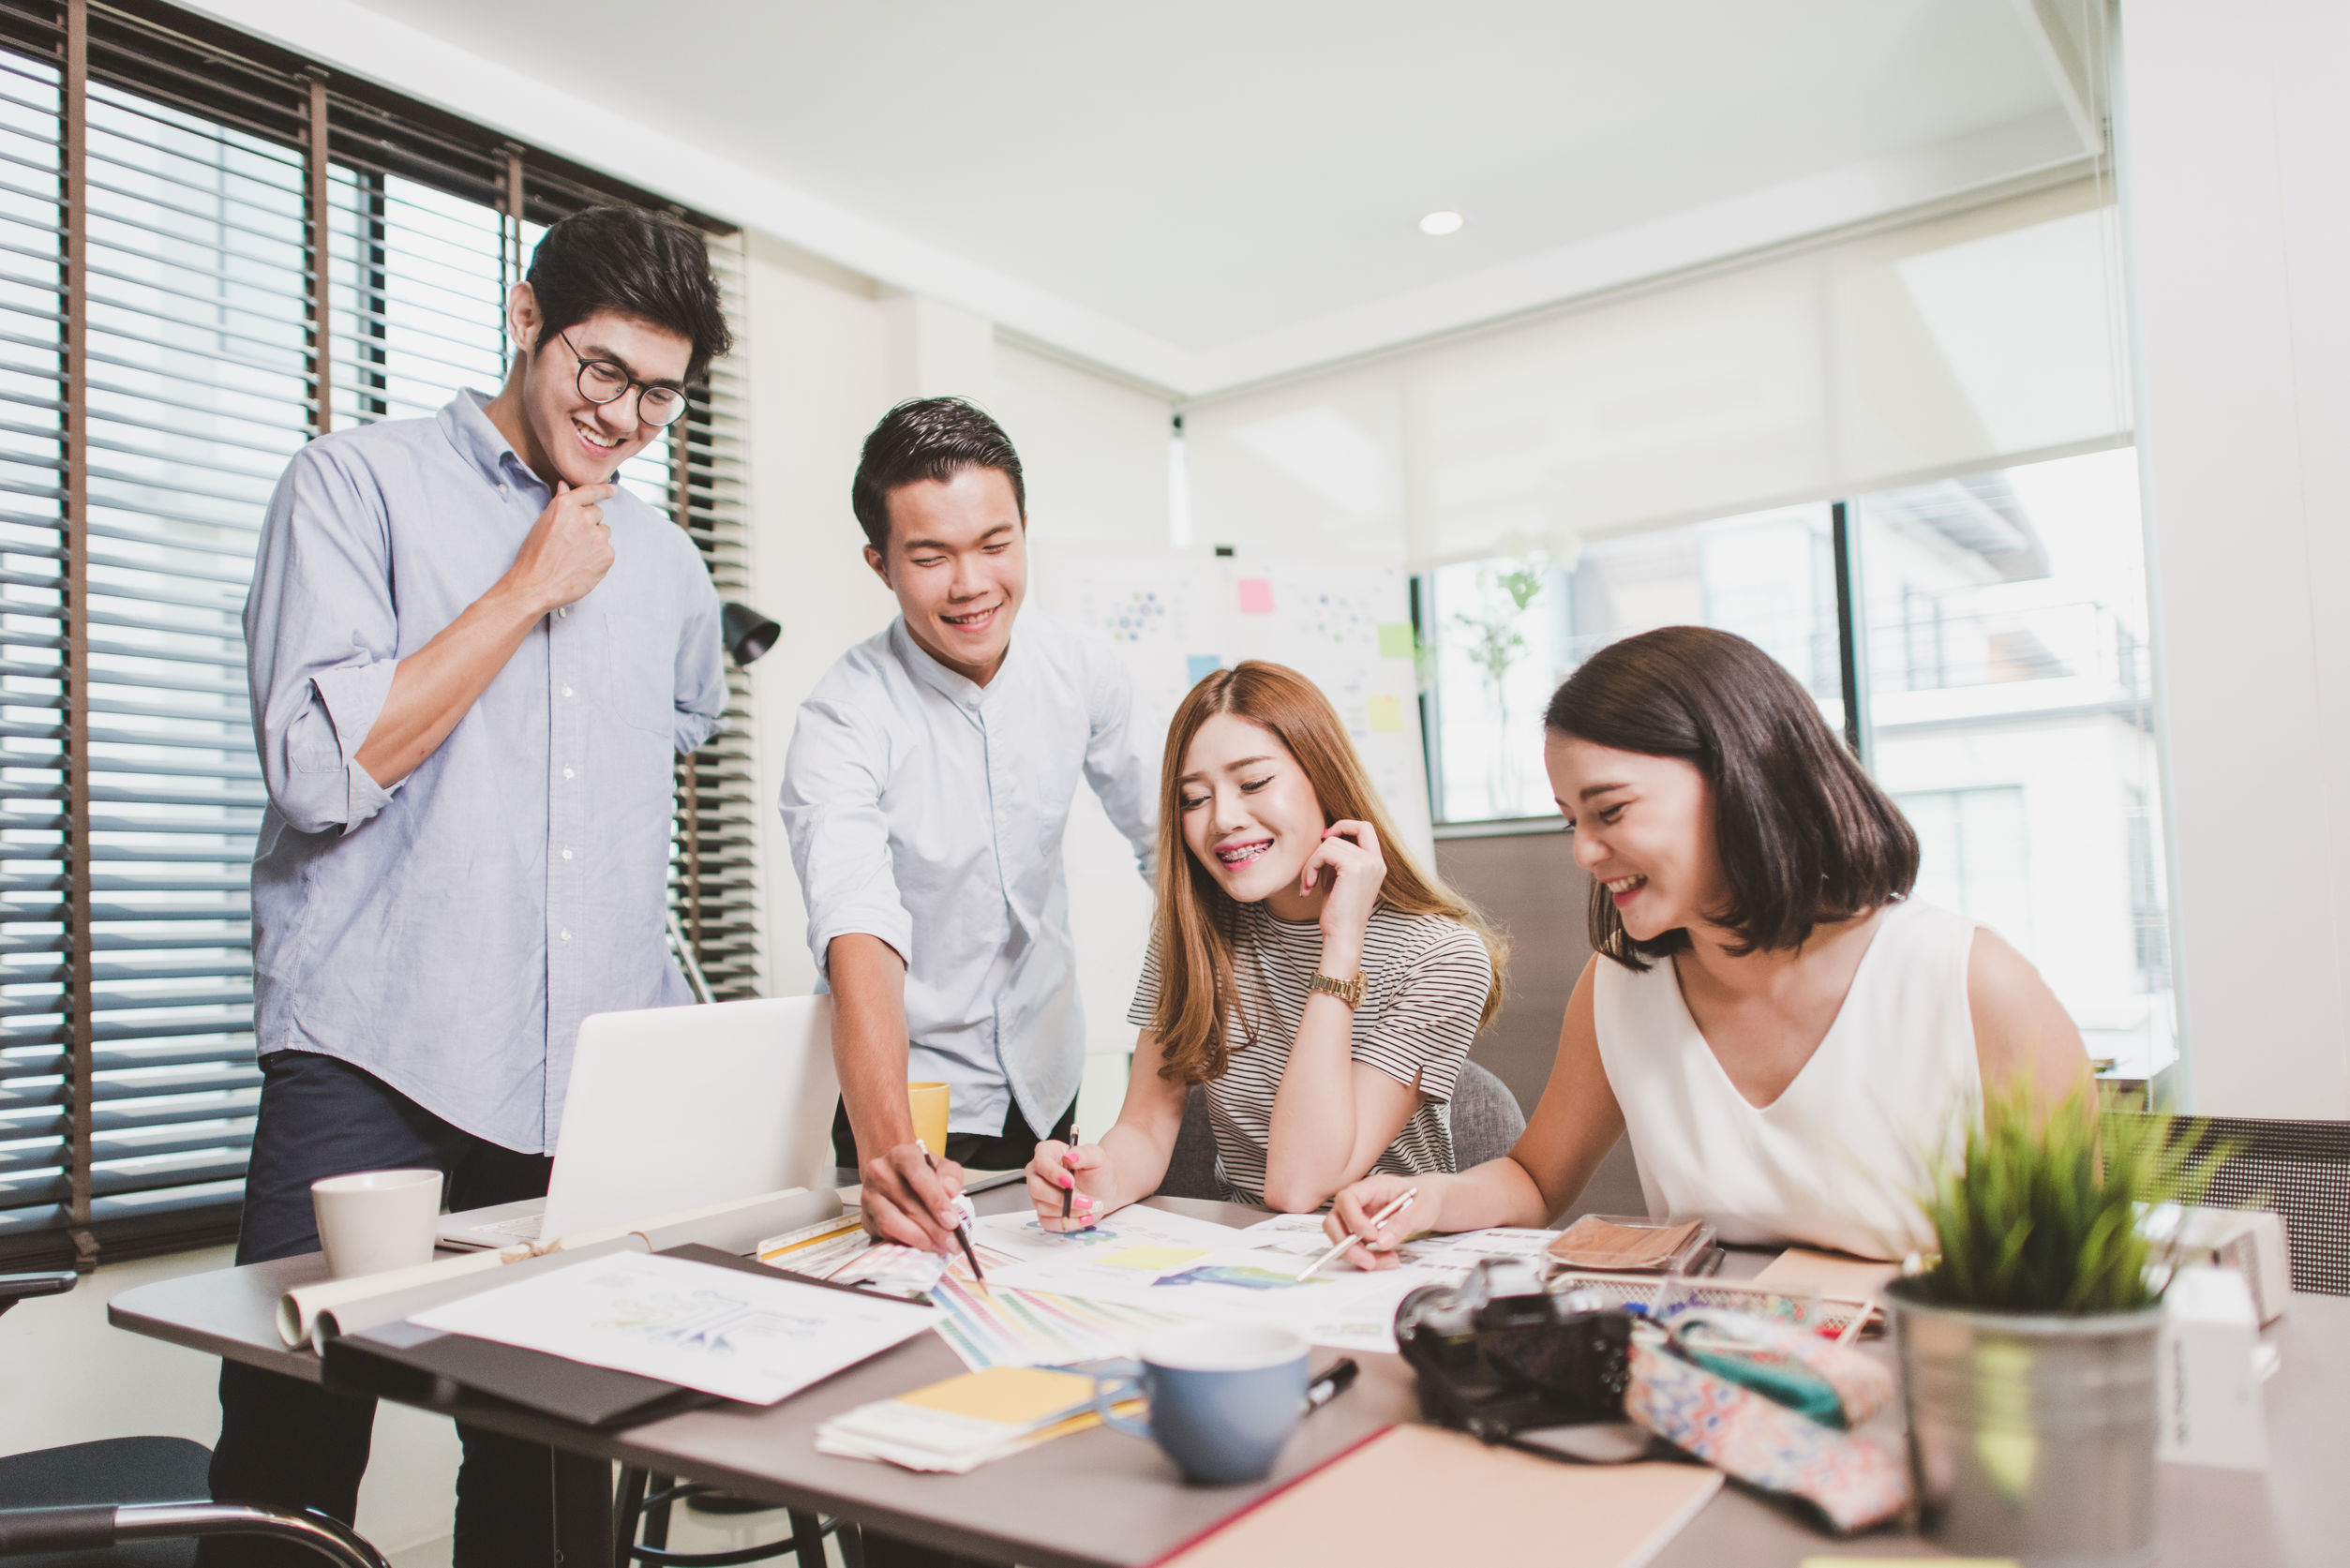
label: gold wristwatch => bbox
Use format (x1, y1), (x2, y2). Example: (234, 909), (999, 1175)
(1309, 970), (1368, 1009)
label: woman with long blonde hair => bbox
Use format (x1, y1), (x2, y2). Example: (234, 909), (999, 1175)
(1024, 660), (1503, 1219)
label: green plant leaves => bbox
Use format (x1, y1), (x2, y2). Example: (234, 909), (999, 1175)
(1912, 1083), (2229, 1314)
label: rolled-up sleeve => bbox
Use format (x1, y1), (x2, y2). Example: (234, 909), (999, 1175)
(779, 695), (912, 979)
(670, 552), (728, 755)
(244, 442), (400, 835)
(1080, 635), (1158, 882)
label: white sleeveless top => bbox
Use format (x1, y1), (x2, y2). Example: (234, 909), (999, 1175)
(1593, 899), (1980, 1261)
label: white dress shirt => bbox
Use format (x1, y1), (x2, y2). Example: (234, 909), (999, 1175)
(780, 613), (1156, 1138)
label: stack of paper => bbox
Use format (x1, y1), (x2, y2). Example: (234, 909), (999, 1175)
(816, 1366), (1110, 1472)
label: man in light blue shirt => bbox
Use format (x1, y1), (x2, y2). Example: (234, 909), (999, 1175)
(217, 208), (729, 1568)
(782, 398), (1155, 1253)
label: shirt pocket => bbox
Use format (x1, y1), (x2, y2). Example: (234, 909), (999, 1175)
(594, 608), (676, 739)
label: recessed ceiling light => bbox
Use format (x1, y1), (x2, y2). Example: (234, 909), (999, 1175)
(1419, 211), (1464, 237)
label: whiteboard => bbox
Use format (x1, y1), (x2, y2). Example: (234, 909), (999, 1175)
(1038, 553), (1433, 868)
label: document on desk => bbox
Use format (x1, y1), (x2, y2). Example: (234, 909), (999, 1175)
(410, 1251), (936, 1405)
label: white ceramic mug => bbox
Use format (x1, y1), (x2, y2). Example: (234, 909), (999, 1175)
(310, 1169), (443, 1278)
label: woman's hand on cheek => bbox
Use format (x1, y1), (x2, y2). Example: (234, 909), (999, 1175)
(1302, 819), (1385, 948)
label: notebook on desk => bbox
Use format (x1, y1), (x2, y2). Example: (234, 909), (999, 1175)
(1151, 1425), (1722, 1568)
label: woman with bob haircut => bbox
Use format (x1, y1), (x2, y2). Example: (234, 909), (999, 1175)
(1326, 625), (2087, 1262)
(1025, 660), (1503, 1220)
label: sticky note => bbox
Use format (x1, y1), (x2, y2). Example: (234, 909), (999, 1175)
(895, 1366), (1099, 1425)
(1367, 694), (1403, 733)
(1187, 654), (1222, 683)
(1101, 1246), (1210, 1272)
(1236, 578), (1275, 614)
(1377, 623), (1414, 659)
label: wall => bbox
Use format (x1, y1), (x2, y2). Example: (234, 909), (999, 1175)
(2115, 0), (2350, 1116)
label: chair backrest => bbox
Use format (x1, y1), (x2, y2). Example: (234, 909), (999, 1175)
(1449, 1059), (1528, 1170)
(1160, 1085), (1224, 1201)
(2104, 1111), (2350, 1296)
(1159, 1060), (1528, 1203)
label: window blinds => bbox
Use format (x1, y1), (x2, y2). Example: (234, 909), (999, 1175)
(0, 0), (756, 1268)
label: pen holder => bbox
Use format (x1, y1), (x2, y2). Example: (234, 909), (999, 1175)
(1090, 1323), (1310, 1485)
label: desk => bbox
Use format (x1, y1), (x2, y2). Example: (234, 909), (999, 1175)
(111, 1191), (2348, 1568)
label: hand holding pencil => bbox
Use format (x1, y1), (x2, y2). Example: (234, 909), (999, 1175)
(1026, 1131), (1113, 1232)
(1321, 1172), (1433, 1271)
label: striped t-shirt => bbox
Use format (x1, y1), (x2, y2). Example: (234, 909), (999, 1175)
(1128, 903), (1493, 1206)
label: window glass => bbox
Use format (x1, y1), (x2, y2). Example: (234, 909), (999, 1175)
(1423, 503), (1835, 822)
(1856, 447), (2172, 1080)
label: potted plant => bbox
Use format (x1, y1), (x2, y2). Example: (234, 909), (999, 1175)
(1887, 1085), (2221, 1567)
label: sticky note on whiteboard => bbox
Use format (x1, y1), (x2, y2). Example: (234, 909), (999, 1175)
(1186, 654), (1222, 683)
(1236, 578), (1275, 614)
(1377, 623), (1414, 659)
(1367, 695), (1404, 733)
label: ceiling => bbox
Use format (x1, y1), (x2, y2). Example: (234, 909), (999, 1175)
(204, 1), (2095, 396)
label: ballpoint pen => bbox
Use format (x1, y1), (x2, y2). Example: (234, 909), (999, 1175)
(1061, 1125), (1080, 1222)
(1295, 1187), (1417, 1281)
(916, 1138), (986, 1285)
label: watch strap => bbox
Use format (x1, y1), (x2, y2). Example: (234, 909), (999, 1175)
(1309, 970), (1368, 1009)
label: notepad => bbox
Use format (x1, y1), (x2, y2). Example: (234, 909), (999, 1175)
(1154, 1424), (1722, 1568)
(816, 1366), (1112, 1472)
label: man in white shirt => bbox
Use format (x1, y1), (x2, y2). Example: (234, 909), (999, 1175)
(781, 397), (1156, 1250)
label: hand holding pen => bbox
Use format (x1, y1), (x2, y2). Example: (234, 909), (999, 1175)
(1026, 1128), (1109, 1232)
(915, 1139), (986, 1284)
(1315, 1175), (1429, 1274)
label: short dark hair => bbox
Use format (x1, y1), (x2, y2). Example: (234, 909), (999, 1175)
(526, 206), (732, 381)
(850, 397), (1025, 553)
(1543, 625), (1918, 970)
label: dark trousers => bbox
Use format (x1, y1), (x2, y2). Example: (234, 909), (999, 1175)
(199, 1051), (560, 1568)
(830, 1092), (1074, 1172)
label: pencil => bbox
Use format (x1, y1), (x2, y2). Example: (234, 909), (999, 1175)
(916, 1138), (986, 1285)
(1295, 1188), (1417, 1282)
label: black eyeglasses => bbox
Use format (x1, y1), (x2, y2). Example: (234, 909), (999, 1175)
(559, 329), (687, 428)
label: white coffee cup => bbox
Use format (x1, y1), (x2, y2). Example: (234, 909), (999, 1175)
(310, 1169), (443, 1278)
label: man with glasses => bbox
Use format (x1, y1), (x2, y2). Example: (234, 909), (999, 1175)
(219, 206), (732, 1567)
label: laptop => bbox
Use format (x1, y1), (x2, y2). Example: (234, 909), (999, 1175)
(437, 995), (839, 1250)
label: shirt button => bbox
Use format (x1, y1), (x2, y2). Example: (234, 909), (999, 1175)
(562, 767), (575, 780)
(498, 483), (508, 499)
(561, 685), (574, 697)
(561, 847), (575, 860)
(560, 929), (572, 942)
(558, 606), (570, 619)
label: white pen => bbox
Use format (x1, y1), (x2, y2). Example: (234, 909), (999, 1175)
(1295, 1187), (1418, 1282)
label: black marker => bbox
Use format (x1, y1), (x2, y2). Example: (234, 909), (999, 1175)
(1304, 1357), (1359, 1413)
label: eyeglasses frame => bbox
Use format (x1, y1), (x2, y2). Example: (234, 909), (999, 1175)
(557, 328), (689, 428)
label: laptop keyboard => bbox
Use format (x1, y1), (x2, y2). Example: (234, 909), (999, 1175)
(468, 1212), (546, 1243)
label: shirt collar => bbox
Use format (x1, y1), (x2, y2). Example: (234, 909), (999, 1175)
(437, 389), (544, 493)
(889, 616), (1022, 711)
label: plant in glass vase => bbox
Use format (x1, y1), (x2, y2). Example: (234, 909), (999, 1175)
(1447, 556), (1547, 817)
(1889, 1083), (2225, 1566)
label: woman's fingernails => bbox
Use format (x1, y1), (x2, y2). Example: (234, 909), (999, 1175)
(1059, 1174), (1072, 1188)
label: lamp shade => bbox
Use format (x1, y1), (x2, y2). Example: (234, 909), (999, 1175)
(721, 601), (780, 666)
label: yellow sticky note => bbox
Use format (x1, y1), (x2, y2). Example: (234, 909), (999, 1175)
(1100, 1245), (1209, 1271)
(894, 1366), (1098, 1426)
(1377, 622), (1414, 659)
(1367, 694), (1404, 733)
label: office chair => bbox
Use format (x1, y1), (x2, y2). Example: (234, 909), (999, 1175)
(2107, 1111), (2350, 1296)
(0, 1271), (390, 1568)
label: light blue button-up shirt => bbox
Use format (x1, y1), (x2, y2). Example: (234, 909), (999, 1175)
(244, 391), (727, 1153)
(780, 614), (1156, 1138)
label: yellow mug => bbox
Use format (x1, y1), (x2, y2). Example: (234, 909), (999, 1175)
(907, 1081), (950, 1155)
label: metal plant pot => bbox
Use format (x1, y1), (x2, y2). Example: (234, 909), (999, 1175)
(1887, 1278), (2163, 1568)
